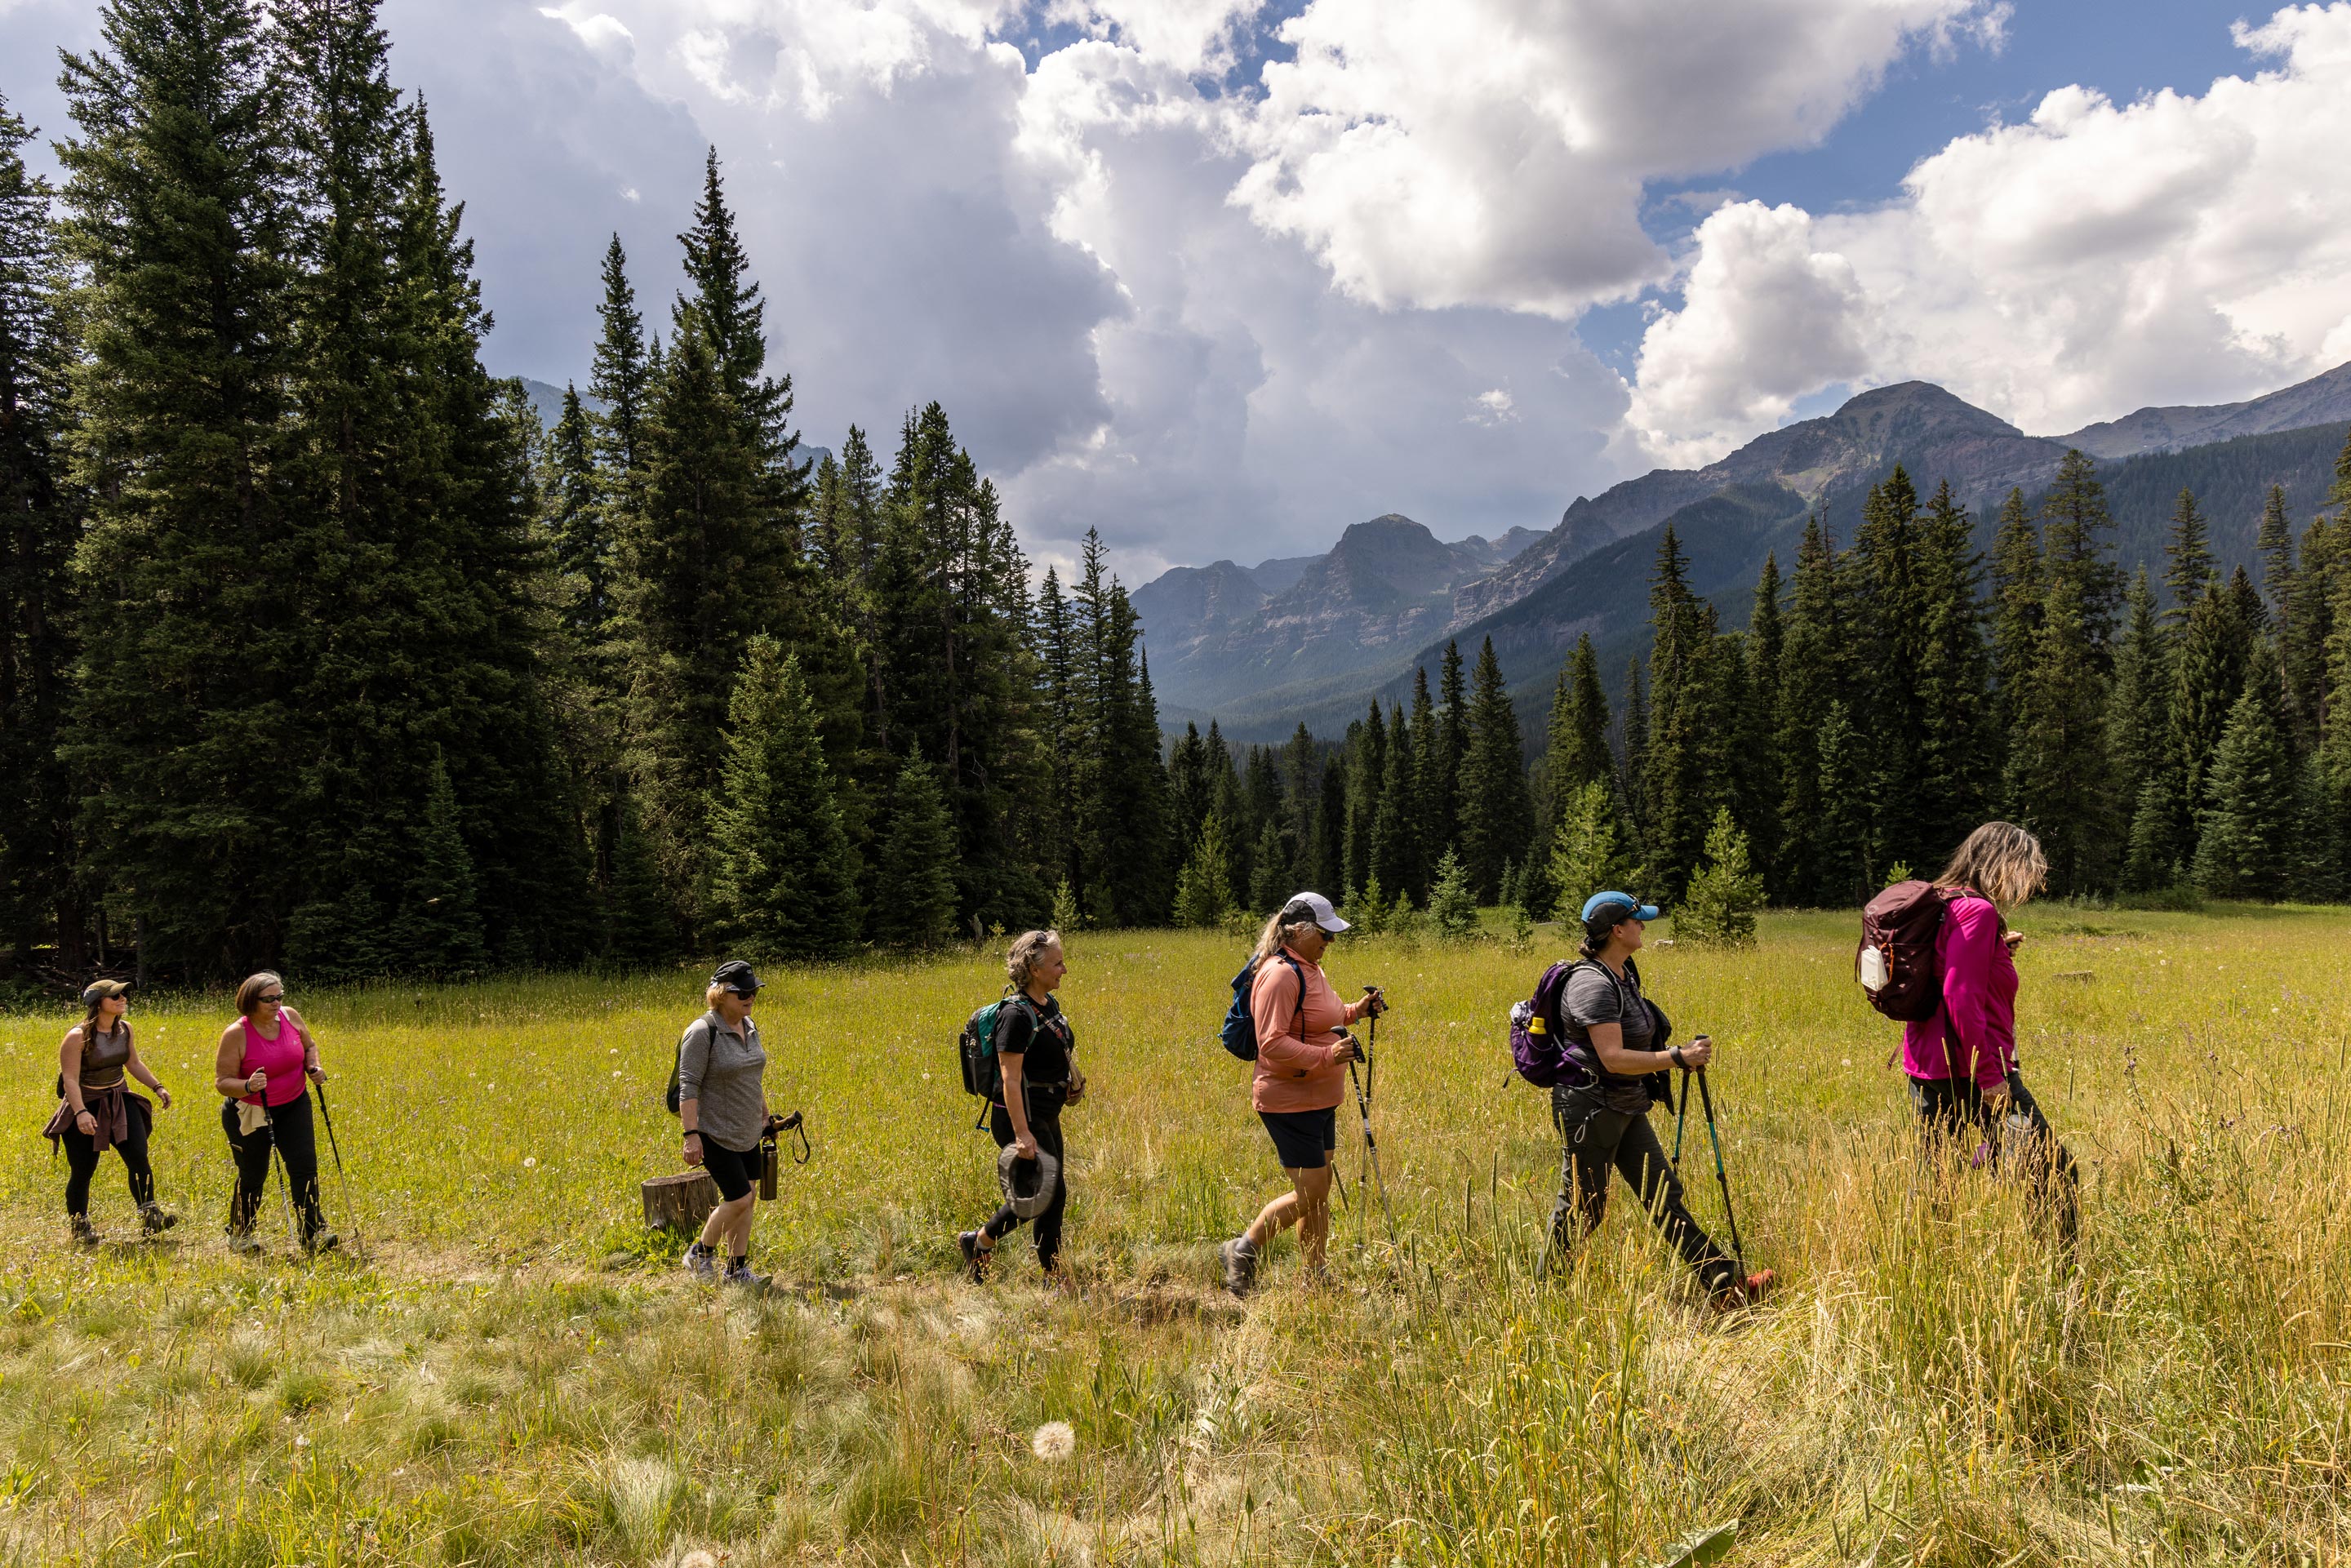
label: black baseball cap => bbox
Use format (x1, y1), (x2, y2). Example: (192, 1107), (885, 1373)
(711, 960), (763, 995)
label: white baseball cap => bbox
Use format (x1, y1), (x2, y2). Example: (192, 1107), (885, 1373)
(1281, 891), (1351, 934)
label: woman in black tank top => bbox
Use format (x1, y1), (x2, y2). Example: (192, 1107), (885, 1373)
(41, 979), (177, 1246)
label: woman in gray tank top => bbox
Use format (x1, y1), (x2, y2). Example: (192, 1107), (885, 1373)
(41, 979), (177, 1246)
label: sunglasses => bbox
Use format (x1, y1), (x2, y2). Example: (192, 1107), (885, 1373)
(259, 993), (286, 1004)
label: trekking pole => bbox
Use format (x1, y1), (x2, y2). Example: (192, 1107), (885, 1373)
(1672, 1069), (1690, 1170)
(1691, 1067), (1749, 1282)
(1349, 990), (1396, 1241)
(313, 1083), (363, 1259)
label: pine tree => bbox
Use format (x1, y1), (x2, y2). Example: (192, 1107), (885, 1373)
(589, 233), (650, 486)
(1165, 722), (1211, 875)
(2109, 570), (2175, 889)
(1617, 657), (1650, 853)
(1315, 753), (1347, 894)
(1642, 525), (1713, 893)
(1407, 668), (1447, 860)
(2285, 511), (2339, 756)
(1913, 478), (1993, 859)
(2155, 573), (2256, 873)
(1813, 700), (1871, 906)
(1772, 513), (1843, 903)
(1249, 818), (1291, 913)
(1345, 703), (1385, 898)
(2193, 639), (2295, 899)
(1539, 633), (1612, 833)
(1988, 487), (2042, 750)
(1851, 470), (1930, 867)
(676, 147), (803, 491)
(2162, 486), (2215, 629)
(872, 757), (957, 948)
(2004, 586), (2117, 895)
(2258, 482), (2296, 622)
(604, 786), (676, 964)
(0, 92), (79, 971)
(1425, 847), (1478, 941)
(381, 750), (488, 976)
(1674, 807), (1762, 948)
(2290, 750), (2345, 902)
(705, 637), (860, 959)
(546, 383), (611, 637)
(2039, 448), (2121, 654)
(1437, 640), (1468, 851)
(1741, 554), (1784, 879)
(1546, 779), (1629, 908)
(1371, 701), (1422, 901)
(1457, 637), (1534, 902)
(1172, 813), (1238, 927)
(58, 0), (304, 977)
(868, 405), (1047, 931)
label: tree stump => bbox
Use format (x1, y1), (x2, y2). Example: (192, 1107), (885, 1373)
(642, 1170), (718, 1231)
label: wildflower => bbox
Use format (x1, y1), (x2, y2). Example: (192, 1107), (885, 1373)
(523, 1157), (537, 1169)
(681, 1552), (719, 1568)
(1031, 1421), (1076, 1462)
(293, 1434), (309, 1449)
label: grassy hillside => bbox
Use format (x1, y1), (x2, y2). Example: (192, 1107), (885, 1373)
(0, 909), (2343, 1564)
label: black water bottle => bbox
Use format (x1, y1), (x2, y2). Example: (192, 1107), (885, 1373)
(759, 1134), (779, 1201)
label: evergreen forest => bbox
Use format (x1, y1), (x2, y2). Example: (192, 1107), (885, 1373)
(6, 0), (2351, 989)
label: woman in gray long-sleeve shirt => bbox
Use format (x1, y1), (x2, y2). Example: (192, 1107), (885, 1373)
(678, 960), (778, 1288)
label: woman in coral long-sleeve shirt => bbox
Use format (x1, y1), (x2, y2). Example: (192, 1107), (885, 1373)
(1906, 821), (2078, 1245)
(1219, 893), (1384, 1295)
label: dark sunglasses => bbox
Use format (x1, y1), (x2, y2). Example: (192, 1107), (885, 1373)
(259, 992), (286, 1003)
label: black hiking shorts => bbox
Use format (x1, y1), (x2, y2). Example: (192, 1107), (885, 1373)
(1260, 1107), (1337, 1170)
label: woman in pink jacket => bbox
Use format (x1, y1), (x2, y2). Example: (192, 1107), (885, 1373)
(1906, 821), (2078, 1244)
(1219, 893), (1384, 1296)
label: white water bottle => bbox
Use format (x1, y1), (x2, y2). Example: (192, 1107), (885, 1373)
(1859, 945), (1890, 992)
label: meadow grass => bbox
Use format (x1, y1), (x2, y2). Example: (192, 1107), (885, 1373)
(0, 907), (2345, 1565)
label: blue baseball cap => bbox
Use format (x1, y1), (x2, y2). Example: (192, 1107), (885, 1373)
(1580, 891), (1660, 924)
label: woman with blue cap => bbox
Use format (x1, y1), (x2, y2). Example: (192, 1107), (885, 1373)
(1544, 891), (1771, 1308)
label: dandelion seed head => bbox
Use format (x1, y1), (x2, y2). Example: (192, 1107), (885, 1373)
(522, 1157), (536, 1169)
(1032, 1420), (1076, 1461)
(680, 1552), (719, 1568)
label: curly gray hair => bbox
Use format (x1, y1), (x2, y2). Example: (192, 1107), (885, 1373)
(1006, 929), (1064, 992)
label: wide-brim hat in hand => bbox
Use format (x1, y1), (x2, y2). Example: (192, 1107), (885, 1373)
(997, 1144), (1060, 1219)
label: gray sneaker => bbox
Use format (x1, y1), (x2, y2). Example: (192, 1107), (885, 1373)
(722, 1259), (767, 1292)
(682, 1242), (718, 1281)
(1220, 1236), (1259, 1297)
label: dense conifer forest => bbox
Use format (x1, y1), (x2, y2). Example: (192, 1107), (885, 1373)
(5, 0), (2350, 987)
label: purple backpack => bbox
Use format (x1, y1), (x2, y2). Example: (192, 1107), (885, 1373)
(1508, 960), (1584, 1087)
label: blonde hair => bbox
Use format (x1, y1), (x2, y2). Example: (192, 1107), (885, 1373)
(1007, 930), (1063, 993)
(1935, 821), (2048, 908)
(705, 984), (728, 1011)
(1253, 908), (1319, 962)
(236, 971), (285, 1018)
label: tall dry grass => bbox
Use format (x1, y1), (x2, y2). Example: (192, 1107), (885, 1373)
(0, 906), (2342, 1564)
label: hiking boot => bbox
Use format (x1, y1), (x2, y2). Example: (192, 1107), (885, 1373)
(302, 1229), (340, 1255)
(1220, 1236), (1259, 1298)
(958, 1231), (991, 1282)
(69, 1215), (100, 1249)
(682, 1242), (718, 1281)
(139, 1203), (179, 1236)
(226, 1228), (264, 1255)
(722, 1259), (767, 1292)
(1713, 1268), (1775, 1312)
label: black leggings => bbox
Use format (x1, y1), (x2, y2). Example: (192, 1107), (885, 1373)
(1911, 1070), (2079, 1246)
(1549, 1092), (1737, 1292)
(222, 1093), (327, 1239)
(983, 1103), (1066, 1269)
(60, 1099), (157, 1218)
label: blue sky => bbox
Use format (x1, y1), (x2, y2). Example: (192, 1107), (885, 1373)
(0, 0), (2338, 574)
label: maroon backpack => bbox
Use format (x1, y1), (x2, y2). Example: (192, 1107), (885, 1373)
(1857, 881), (1949, 1021)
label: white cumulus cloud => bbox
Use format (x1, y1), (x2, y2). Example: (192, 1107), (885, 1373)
(1625, 2), (2351, 461)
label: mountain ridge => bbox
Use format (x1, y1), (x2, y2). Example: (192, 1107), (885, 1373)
(1137, 362), (2351, 740)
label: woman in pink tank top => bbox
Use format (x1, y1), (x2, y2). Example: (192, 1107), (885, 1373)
(213, 971), (336, 1252)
